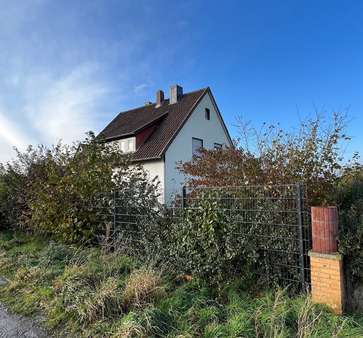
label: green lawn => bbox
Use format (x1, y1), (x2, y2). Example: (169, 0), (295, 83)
(0, 230), (362, 337)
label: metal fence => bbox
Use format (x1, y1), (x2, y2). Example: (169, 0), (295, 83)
(103, 183), (312, 291)
(174, 184), (311, 290)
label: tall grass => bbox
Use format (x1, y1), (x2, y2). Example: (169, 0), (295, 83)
(122, 267), (165, 309)
(0, 231), (362, 337)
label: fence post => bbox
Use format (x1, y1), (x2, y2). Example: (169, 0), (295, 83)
(182, 186), (187, 209)
(113, 190), (117, 230)
(296, 183), (306, 290)
(308, 206), (345, 314)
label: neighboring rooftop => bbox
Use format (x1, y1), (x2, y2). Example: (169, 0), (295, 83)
(100, 85), (211, 161)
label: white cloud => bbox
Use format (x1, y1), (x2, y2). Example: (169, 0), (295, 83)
(0, 109), (34, 163)
(133, 83), (149, 95)
(24, 63), (108, 145)
(0, 62), (110, 164)
(0, 1), (186, 164)
(0, 113), (30, 149)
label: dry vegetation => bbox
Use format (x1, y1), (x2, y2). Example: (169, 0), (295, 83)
(0, 231), (362, 338)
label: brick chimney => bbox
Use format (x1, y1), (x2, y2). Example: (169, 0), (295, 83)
(170, 85), (183, 104)
(156, 90), (164, 107)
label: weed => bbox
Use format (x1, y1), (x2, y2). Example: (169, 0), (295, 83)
(112, 312), (145, 338)
(122, 267), (165, 309)
(83, 277), (122, 323)
(0, 231), (362, 338)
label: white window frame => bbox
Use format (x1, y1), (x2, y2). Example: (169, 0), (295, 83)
(118, 137), (136, 153)
(192, 137), (203, 156)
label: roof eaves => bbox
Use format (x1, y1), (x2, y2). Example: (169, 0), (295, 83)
(98, 103), (158, 137)
(103, 111), (169, 142)
(133, 111), (169, 133)
(103, 133), (135, 142)
(131, 155), (163, 162)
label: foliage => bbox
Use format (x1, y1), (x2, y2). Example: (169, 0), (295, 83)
(0, 231), (362, 337)
(0, 161), (28, 229)
(337, 165), (363, 280)
(110, 186), (305, 290)
(176, 113), (360, 293)
(336, 164), (363, 310)
(0, 132), (160, 243)
(168, 190), (258, 287)
(178, 113), (353, 205)
(165, 184), (311, 291)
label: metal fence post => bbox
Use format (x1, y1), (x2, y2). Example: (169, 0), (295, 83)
(182, 186), (187, 209)
(296, 183), (306, 289)
(113, 190), (117, 231)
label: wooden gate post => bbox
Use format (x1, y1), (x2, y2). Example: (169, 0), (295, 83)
(308, 206), (345, 314)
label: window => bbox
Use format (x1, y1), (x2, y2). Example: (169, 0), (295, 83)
(118, 137), (135, 153)
(120, 140), (127, 152)
(192, 137), (203, 156)
(128, 139), (134, 152)
(205, 108), (210, 120)
(214, 143), (222, 150)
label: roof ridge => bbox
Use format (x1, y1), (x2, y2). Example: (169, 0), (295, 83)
(99, 87), (210, 161)
(181, 86), (208, 95)
(114, 87), (207, 117)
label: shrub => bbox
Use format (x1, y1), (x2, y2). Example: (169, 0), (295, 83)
(0, 162), (28, 229)
(0, 132), (160, 243)
(337, 165), (363, 281)
(336, 165), (363, 310)
(178, 113), (352, 206)
(169, 190), (258, 287)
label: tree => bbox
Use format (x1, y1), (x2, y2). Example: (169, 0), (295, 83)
(0, 132), (160, 243)
(178, 113), (354, 205)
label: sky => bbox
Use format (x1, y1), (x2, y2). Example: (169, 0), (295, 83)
(1, 0), (363, 163)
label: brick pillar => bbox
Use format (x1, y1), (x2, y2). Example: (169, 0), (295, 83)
(308, 206), (344, 314)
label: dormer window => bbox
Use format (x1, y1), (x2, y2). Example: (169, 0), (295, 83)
(128, 139), (135, 152)
(118, 137), (136, 153)
(205, 108), (210, 120)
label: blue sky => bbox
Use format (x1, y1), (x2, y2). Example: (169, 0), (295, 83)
(1, 0), (362, 163)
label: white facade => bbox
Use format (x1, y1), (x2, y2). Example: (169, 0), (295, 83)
(138, 160), (165, 204)
(110, 91), (231, 204)
(163, 92), (231, 203)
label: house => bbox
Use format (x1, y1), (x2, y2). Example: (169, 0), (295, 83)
(99, 85), (233, 204)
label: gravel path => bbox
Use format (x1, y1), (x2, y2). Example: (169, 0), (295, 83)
(0, 277), (47, 338)
(0, 304), (47, 338)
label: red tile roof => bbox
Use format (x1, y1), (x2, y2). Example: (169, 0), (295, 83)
(99, 87), (231, 161)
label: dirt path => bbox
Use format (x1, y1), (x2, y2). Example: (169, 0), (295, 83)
(0, 304), (47, 338)
(0, 277), (47, 338)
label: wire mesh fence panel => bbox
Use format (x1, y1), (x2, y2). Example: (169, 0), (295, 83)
(97, 183), (311, 292)
(172, 184), (312, 291)
(96, 188), (166, 258)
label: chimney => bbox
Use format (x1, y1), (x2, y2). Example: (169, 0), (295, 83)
(170, 85), (183, 104)
(156, 90), (164, 107)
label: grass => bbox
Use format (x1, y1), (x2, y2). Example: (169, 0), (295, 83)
(0, 230), (362, 337)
